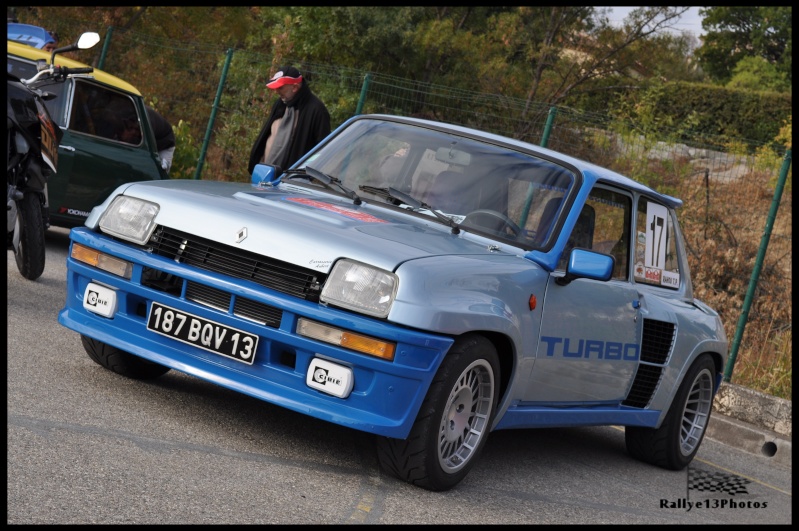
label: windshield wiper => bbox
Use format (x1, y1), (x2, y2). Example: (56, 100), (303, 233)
(283, 167), (362, 205)
(359, 185), (460, 235)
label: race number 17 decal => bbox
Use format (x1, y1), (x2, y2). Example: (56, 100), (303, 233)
(645, 202), (668, 270)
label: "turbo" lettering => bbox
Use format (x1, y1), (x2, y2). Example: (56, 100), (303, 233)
(540, 336), (639, 361)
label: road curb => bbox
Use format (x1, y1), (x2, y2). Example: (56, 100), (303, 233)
(713, 382), (792, 437)
(705, 412), (792, 469)
(704, 382), (792, 469)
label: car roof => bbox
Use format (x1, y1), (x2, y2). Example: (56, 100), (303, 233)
(7, 39), (142, 96)
(7, 22), (53, 49)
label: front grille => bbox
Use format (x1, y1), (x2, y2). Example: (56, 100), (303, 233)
(622, 318), (676, 408)
(234, 298), (283, 327)
(186, 281), (230, 311)
(148, 226), (324, 302)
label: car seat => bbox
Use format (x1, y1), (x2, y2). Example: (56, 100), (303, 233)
(425, 170), (472, 214)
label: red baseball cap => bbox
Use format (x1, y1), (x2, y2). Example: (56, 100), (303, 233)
(266, 66), (303, 89)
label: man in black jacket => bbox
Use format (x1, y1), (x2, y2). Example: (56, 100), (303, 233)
(145, 106), (176, 174)
(247, 66), (331, 175)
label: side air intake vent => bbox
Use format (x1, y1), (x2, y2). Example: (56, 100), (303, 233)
(622, 319), (676, 408)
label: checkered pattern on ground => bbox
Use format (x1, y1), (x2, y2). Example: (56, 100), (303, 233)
(688, 467), (750, 496)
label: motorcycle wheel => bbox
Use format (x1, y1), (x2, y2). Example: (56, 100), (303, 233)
(14, 192), (46, 281)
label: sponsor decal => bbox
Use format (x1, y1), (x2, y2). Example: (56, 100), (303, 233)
(644, 267), (662, 283)
(661, 269), (680, 288)
(308, 259), (332, 269)
(58, 207), (91, 217)
(634, 261), (645, 278)
(312, 366), (341, 387)
(286, 197), (388, 223)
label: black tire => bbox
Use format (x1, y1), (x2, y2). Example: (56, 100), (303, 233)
(14, 192), (46, 281)
(81, 335), (170, 380)
(377, 334), (499, 491)
(625, 354), (715, 470)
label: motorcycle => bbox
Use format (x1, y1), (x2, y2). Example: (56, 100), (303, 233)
(7, 31), (100, 280)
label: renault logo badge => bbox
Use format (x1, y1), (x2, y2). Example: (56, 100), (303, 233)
(235, 227), (248, 243)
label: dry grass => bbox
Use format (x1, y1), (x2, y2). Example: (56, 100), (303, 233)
(674, 164), (792, 399)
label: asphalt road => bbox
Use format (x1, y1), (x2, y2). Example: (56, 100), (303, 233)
(7, 227), (792, 524)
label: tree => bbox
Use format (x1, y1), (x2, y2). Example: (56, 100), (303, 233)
(695, 6), (792, 85)
(472, 6), (697, 131)
(727, 56), (789, 92)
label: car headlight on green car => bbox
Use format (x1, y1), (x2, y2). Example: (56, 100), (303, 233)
(98, 196), (160, 245)
(321, 259), (398, 318)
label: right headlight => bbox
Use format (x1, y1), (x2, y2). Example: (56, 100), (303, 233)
(98, 195), (159, 245)
(320, 259), (398, 318)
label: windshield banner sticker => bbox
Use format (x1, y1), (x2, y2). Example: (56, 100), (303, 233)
(285, 197), (388, 223)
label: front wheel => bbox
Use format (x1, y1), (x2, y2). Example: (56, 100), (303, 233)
(14, 192), (46, 280)
(377, 334), (499, 491)
(81, 335), (171, 380)
(625, 354), (716, 470)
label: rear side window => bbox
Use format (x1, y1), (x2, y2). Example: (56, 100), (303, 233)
(69, 79), (142, 145)
(633, 197), (681, 289)
(7, 55), (38, 79)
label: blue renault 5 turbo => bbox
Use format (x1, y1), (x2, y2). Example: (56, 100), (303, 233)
(59, 114), (728, 491)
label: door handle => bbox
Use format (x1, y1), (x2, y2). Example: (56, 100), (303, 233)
(60, 145), (76, 152)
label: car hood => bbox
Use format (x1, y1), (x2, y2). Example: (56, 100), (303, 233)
(115, 180), (509, 274)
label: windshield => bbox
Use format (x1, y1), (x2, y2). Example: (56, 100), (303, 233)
(299, 118), (577, 249)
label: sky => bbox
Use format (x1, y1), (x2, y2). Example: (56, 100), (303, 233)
(605, 6), (705, 37)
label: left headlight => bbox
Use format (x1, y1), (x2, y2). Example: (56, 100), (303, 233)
(98, 196), (159, 245)
(320, 259), (398, 318)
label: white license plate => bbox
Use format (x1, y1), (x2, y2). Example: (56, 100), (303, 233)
(146, 302), (258, 364)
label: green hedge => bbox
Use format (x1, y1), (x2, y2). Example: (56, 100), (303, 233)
(572, 81), (792, 148)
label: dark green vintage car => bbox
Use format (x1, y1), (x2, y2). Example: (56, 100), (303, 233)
(7, 40), (168, 229)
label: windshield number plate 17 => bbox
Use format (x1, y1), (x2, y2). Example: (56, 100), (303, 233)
(147, 302), (258, 364)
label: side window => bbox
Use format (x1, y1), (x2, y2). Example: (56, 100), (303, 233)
(634, 197), (681, 289)
(69, 79), (142, 145)
(557, 187), (632, 280)
(8, 55), (70, 125)
(7, 55), (38, 79)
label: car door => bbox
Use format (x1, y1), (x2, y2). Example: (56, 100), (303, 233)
(524, 186), (643, 404)
(48, 78), (166, 228)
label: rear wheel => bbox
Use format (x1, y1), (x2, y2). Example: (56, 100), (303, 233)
(625, 354), (715, 469)
(14, 192), (46, 281)
(377, 334), (499, 491)
(81, 335), (170, 380)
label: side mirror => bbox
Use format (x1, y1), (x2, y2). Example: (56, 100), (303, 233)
(77, 32), (101, 50)
(251, 164), (279, 187)
(555, 248), (614, 286)
(50, 31), (101, 64)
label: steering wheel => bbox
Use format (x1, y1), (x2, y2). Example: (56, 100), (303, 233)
(462, 209), (522, 237)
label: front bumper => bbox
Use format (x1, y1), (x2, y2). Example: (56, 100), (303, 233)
(59, 227), (453, 438)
